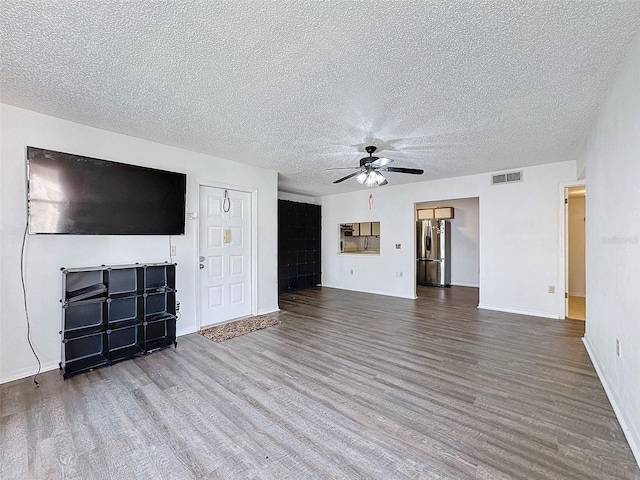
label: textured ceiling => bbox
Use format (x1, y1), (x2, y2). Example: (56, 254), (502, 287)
(2, 1), (640, 197)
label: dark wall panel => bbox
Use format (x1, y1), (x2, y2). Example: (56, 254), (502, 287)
(278, 200), (321, 294)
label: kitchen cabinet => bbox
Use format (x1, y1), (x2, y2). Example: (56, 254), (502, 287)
(417, 207), (454, 220)
(434, 207), (454, 219)
(417, 209), (435, 220)
(349, 222), (379, 237)
(339, 221), (381, 254)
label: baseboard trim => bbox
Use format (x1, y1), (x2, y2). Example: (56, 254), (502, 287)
(582, 337), (640, 469)
(477, 304), (562, 320)
(450, 282), (480, 288)
(177, 326), (197, 337)
(320, 284), (416, 300)
(1, 360), (59, 385)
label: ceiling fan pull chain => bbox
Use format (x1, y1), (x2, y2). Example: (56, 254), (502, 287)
(223, 189), (231, 213)
(369, 194), (374, 209)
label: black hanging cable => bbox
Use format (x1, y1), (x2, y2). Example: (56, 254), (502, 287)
(222, 189), (231, 213)
(21, 222), (41, 386)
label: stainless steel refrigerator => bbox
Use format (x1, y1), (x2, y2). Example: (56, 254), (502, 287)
(417, 219), (451, 286)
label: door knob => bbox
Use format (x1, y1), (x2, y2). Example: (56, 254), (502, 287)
(199, 264), (204, 269)
(199, 256), (205, 262)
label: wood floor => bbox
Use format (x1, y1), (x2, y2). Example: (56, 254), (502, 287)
(2, 286), (638, 479)
(567, 295), (586, 321)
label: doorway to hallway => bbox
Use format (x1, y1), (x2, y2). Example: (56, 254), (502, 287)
(565, 185), (586, 321)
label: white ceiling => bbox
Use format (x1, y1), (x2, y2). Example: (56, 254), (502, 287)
(2, 1), (640, 197)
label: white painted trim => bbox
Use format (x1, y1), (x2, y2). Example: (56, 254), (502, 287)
(412, 206), (418, 300)
(195, 180), (258, 331)
(176, 325), (197, 336)
(1, 360), (59, 385)
(412, 197), (482, 301)
(477, 304), (562, 320)
(559, 180), (586, 320)
(583, 337), (640, 469)
(250, 189), (259, 317)
(321, 284), (417, 300)
(477, 196), (484, 308)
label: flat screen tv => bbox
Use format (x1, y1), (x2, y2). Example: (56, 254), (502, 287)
(27, 147), (187, 235)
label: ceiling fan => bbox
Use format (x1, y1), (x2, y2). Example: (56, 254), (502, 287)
(331, 146), (424, 186)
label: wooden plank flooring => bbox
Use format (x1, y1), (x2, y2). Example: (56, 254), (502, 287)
(2, 286), (638, 479)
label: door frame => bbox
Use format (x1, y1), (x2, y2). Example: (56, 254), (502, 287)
(559, 180), (586, 320)
(195, 179), (258, 330)
(413, 197), (481, 301)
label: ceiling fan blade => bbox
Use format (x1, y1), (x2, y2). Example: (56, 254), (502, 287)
(384, 167), (424, 175)
(333, 171), (362, 184)
(326, 166), (359, 171)
(371, 157), (393, 167)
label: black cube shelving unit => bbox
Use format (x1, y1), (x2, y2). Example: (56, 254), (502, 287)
(60, 262), (177, 379)
(278, 200), (321, 293)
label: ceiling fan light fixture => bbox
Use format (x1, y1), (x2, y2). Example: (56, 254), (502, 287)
(376, 174), (388, 186)
(364, 170), (380, 187)
(330, 145), (423, 186)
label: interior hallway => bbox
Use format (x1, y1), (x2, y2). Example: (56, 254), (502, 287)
(568, 295), (586, 321)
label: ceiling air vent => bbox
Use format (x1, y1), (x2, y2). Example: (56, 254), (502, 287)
(491, 170), (522, 185)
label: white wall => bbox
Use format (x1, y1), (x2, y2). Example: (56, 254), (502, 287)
(568, 195), (586, 297)
(580, 30), (640, 465)
(321, 161), (576, 318)
(0, 104), (279, 384)
(416, 197), (479, 287)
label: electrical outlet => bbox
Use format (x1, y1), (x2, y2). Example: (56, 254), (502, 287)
(170, 245), (177, 256)
(396, 271), (403, 278)
(548, 285), (555, 294)
(350, 269), (354, 275)
(616, 339), (621, 357)
(395, 243), (401, 249)
(176, 301), (181, 312)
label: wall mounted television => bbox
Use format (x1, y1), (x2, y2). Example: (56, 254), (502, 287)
(27, 147), (187, 235)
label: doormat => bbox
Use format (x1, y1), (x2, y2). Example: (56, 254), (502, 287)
(199, 315), (280, 342)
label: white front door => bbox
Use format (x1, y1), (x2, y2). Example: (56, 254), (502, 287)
(199, 186), (252, 327)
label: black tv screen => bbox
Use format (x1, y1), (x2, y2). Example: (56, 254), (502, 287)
(27, 147), (186, 235)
